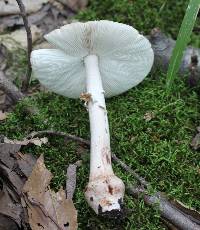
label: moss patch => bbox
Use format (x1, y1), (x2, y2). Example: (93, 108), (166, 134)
(1, 0), (200, 229)
(77, 1), (189, 37)
(1, 73), (200, 229)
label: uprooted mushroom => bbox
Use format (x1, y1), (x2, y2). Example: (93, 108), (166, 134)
(31, 20), (154, 216)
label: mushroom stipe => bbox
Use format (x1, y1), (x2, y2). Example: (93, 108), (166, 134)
(31, 20), (154, 216)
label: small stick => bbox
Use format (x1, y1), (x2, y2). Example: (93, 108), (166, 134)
(16, 0), (32, 93)
(26, 130), (146, 185)
(26, 130), (90, 146)
(128, 188), (200, 230)
(111, 153), (148, 187)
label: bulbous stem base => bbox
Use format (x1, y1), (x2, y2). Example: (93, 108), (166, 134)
(85, 174), (125, 215)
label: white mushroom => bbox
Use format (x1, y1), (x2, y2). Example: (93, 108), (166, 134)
(31, 20), (154, 216)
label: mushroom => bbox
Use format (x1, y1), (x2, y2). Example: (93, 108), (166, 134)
(31, 20), (154, 216)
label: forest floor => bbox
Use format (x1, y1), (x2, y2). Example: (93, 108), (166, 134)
(0, 0), (200, 229)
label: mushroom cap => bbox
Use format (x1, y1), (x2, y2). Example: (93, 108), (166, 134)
(31, 20), (154, 98)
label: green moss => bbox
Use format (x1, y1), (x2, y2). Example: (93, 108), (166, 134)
(77, 0), (189, 37)
(1, 72), (200, 229)
(1, 0), (200, 229)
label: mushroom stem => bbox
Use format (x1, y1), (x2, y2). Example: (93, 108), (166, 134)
(84, 54), (125, 216)
(84, 54), (112, 177)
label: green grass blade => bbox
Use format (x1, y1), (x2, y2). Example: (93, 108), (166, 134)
(166, 0), (200, 93)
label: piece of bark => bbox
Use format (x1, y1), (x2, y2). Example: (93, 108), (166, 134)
(0, 70), (24, 107)
(22, 155), (78, 230)
(149, 28), (200, 78)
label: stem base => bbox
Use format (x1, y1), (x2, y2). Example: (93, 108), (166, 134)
(85, 174), (125, 215)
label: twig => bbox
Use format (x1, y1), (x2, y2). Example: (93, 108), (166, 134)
(26, 130), (147, 186)
(111, 153), (148, 187)
(0, 70), (24, 105)
(128, 188), (200, 230)
(112, 153), (200, 229)
(16, 0), (32, 93)
(26, 130), (90, 146)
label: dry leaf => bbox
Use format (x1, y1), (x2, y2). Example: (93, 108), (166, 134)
(143, 111), (155, 122)
(0, 110), (8, 120)
(80, 92), (92, 103)
(0, 215), (19, 230)
(22, 155), (78, 230)
(4, 137), (48, 147)
(0, 184), (22, 227)
(0, 142), (37, 229)
(66, 161), (82, 199)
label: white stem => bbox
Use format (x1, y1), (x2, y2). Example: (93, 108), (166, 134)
(84, 54), (113, 178)
(84, 55), (125, 215)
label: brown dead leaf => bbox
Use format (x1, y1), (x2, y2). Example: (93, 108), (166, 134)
(0, 110), (8, 120)
(0, 183), (22, 227)
(143, 111), (155, 122)
(66, 161), (82, 199)
(4, 136), (48, 147)
(0, 141), (37, 229)
(0, 215), (19, 230)
(80, 92), (92, 103)
(22, 155), (78, 230)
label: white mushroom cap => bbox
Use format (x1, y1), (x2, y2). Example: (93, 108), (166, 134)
(31, 20), (154, 98)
